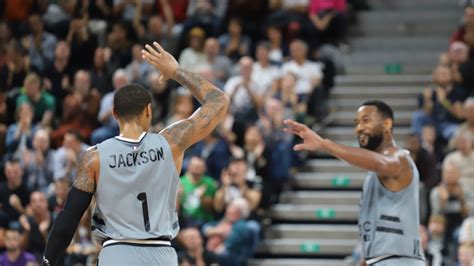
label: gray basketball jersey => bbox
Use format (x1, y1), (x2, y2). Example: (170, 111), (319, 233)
(358, 153), (424, 261)
(92, 132), (180, 243)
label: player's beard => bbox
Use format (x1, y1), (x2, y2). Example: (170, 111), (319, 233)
(359, 130), (384, 151)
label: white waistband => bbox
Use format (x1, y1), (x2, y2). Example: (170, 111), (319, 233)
(366, 254), (396, 265)
(103, 239), (171, 247)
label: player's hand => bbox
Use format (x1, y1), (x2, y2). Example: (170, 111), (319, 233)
(284, 119), (324, 151)
(142, 42), (178, 83)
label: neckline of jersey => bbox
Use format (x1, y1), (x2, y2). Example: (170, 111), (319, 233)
(115, 132), (147, 143)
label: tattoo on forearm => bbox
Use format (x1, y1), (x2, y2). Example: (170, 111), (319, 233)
(73, 147), (97, 193)
(174, 68), (213, 102)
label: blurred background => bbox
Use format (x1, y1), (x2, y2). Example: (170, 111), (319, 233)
(0, 0), (473, 265)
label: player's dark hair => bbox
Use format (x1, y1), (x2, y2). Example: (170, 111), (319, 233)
(113, 83), (151, 120)
(360, 100), (394, 122)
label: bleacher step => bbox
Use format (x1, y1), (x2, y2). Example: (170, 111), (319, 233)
(247, 259), (348, 266)
(267, 204), (358, 222)
(265, 224), (359, 239)
(280, 191), (361, 205)
(292, 172), (366, 190)
(256, 238), (357, 256)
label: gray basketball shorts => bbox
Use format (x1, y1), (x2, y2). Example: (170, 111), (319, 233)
(372, 257), (425, 266)
(98, 243), (177, 266)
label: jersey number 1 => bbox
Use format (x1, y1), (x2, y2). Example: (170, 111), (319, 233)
(137, 192), (151, 231)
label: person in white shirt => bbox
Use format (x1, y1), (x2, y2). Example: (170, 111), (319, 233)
(281, 39), (323, 97)
(178, 27), (207, 72)
(252, 41), (282, 93)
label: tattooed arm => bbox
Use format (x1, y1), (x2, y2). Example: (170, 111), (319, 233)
(42, 147), (99, 266)
(142, 42), (230, 172)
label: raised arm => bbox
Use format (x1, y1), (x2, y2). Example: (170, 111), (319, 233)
(42, 147), (98, 266)
(142, 42), (229, 169)
(284, 120), (412, 190)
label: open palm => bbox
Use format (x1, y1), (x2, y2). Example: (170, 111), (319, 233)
(284, 119), (324, 151)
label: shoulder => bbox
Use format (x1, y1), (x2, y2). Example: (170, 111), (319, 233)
(23, 251), (37, 262)
(16, 94), (28, 104)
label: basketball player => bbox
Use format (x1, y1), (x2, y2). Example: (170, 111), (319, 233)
(41, 42), (229, 265)
(284, 100), (425, 265)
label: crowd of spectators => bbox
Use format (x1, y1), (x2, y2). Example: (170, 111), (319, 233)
(0, 0), (373, 265)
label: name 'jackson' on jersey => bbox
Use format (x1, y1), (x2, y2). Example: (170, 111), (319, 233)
(92, 133), (180, 243)
(358, 155), (425, 262)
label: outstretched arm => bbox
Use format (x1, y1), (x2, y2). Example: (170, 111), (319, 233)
(284, 120), (407, 179)
(142, 42), (229, 169)
(42, 147), (98, 266)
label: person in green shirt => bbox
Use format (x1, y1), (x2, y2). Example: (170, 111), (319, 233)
(180, 156), (218, 227)
(16, 73), (55, 128)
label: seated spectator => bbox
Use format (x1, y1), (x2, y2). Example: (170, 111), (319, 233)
(411, 66), (465, 141)
(0, 225), (37, 266)
(200, 37), (232, 87)
(430, 161), (468, 245)
(281, 39), (324, 121)
(203, 198), (255, 266)
(5, 103), (35, 159)
(308, 0), (347, 47)
(138, 15), (175, 54)
(189, 129), (232, 181)
(26, 13), (57, 74)
(252, 41), (282, 93)
(148, 72), (173, 132)
(125, 44), (153, 85)
(419, 225), (433, 265)
(264, 25), (288, 65)
(427, 214), (450, 266)
(90, 47), (113, 96)
(450, 4), (474, 45)
(445, 42), (470, 88)
(224, 56), (265, 145)
(53, 131), (89, 183)
(458, 243), (474, 266)
(66, 16), (98, 72)
(19, 191), (51, 261)
(50, 70), (100, 147)
(179, 156), (218, 228)
(22, 129), (55, 192)
(43, 41), (74, 117)
(178, 227), (219, 266)
(91, 69), (128, 145)
(421, 124), (445, 163)
(47, 178), (69, 221)
(449, 97), (474, 150)
(181, 0), (227, 41)
(165, 87), (195, 126)
(113, 0), (154, 21)
(219, 17), (251, 63)
(213, 158), (262, 214)
(15, 73), (55, 129)
(404, 133), (439, 189)
(0, 40), (27, 93)
(178, 27), (207, 72)
(0, 159), (30, 223)
(106, 21), (132, 71)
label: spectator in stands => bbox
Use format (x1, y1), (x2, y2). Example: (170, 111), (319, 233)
(5, 103), (35, 159)
(431, 161), (468, 247)
(19, 191), (51, 261)
(178, 27), (207, 72)
(449, 97), (474, 150)
(0, 40), (27, 92)
(252, 41), (282, 93)
(264, 24), (288, 65)
(90, 47), (113, 95)
(450, 5), (474, 46)
(282, 39), (323, 120)
(213, 158), (262, 214)
(113, 0), (154, 21)
(90, 69), (128, 145)
(190, 129), (232, 181)
(48, 178), (69, 221)
(43, 41), (73, 118)
(0, 225), (37, 266)
(137, 15), (174, 54)
(412, 66), (465, 141)
(15, 73), (55, 128)
(404, 133), (439, 189)
(308, 0), (347, 47)
(27, 13), (57, 74)
(65, 208), (100, 265)
(0, 159), (30, 223)
(106, 21), (132, 71)
(446, 42), (470, 88)
(42, 0), (76, 38)
(458, 243), (474, 266)
(165, 87), (195, 126)
(201, 37), (232, 87)
(419, 225), (433, 265)
(219, 17), (251, 63)
(50, 70), (100, 147)
(178, 227), (219, 266)
(427, 214), (450, 266)
(82, 0), (113, 46)
(203, 198), (255, 266)
(126, 43), (153, 85)
(53, 131), (89, 184)
(267, 72), (300, 119)
(182, 0), (227, 39)
(267, 0), (312, 44)
(66, 15), (98, 72)
(22, 129), (55, 193)
(179, 156), (218, 228)
(224, 56), (265, 145)
(148, 72), (173, 132)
